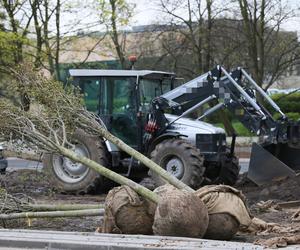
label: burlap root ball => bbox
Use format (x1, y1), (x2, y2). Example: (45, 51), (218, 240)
(196, 185), (252, 240)
(102, 185), (156, 234)
(153, 185), (209, 238)
(204, 213), (239, 240)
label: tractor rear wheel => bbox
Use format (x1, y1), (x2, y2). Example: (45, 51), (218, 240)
(150, 139), (205, 189)
(43, 129), (110, 194)
(217, 154), (240, 185)
(204, 154), (240, 186)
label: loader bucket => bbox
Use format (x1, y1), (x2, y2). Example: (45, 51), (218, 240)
(247, 142), (300, 185)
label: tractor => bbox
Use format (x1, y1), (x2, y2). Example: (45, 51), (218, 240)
(43, 66), (300, 193)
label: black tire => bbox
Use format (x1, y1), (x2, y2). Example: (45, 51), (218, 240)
(150, 139), (205, 189)
(43, 129), (110, 194)
(209, 154), (240, 186)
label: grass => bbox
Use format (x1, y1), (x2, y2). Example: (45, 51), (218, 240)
(213, 121), (255, 136)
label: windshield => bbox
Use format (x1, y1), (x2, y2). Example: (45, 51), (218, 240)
(140, 78), (172, 110)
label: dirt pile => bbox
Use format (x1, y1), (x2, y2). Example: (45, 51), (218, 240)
(237, 174), (300, 204)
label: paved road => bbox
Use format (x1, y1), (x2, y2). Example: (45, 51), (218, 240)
(239, 158), (250, 173)
(7, 158), (43, 172)
(6, 157), (250, 173)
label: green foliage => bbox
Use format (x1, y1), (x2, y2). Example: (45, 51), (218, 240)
(274, 112), (300, 121)
(3, 64), (85, 136)
(271, 92), (300, 112)
(96, 0), (135, 27)
(0, 31), (23, 65)
(266, 93), (300, 121)
(209, 92), (300, 136)
(213, 121), (255, 136)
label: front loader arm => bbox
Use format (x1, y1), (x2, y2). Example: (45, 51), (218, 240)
(145, 65), (298, 148)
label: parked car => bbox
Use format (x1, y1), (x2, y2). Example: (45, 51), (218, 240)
(0, 144), (7, 173)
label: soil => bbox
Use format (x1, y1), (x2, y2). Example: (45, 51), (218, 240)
(235, 173), (300, 244)
(0, 168), (300, 246)
(0, 170), (106, 232)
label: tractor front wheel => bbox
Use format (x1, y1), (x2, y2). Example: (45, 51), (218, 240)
(150, 139), (205, 189)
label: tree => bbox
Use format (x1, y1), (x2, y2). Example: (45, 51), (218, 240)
(0, 9), (27, 99)
(4, 65), (193, 193)
(236, 0), (300, 89)
(96, 0), (135, 69)
(156, 0), (223, 77)
(0, 0), (32, 64)
(154, 0), (236, 134)
(28, 0), (62, 80)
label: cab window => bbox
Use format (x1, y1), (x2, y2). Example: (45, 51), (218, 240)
(78, 78), (100, 113)
(139, 78), (172, 111)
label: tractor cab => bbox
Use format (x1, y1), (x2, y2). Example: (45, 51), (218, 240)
(69, 69), (177, 150)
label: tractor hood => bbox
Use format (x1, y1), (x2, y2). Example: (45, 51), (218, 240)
(165, 114), (225, 135)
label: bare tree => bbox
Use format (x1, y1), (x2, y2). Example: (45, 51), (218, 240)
(96, 0), (135, 69)
(236, 0), (300, 89)
(156, 0), (225, 77)
(28, 0), (62, 80)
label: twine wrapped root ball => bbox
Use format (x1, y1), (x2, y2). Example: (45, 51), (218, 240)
(196, 185), (252, 240)
(102, 186), (156, 234)
(152, 185), (209, 238)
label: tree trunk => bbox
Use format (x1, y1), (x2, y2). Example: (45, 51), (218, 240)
(57, 145), (160, 203)
(82, 116), (194, 193)
(110, 0), (126, 69)
(43, 0), (55, 76)
(30, 0), (43, 68)
(54, 0), (61, 81)
(0, 208), (104, 220)
(28, 204), (103, 211)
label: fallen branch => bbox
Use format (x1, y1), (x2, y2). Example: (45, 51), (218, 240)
(0, 208), (104, 220)
(0, 189), (104, 213)
(5, 65), (193, 193)
(0, 100), (160, 204)
(28, 204), (104, 211)
(79, 112), (194, 193)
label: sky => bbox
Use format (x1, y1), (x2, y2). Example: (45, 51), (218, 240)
(130, 0), (300, 32)
(60, 0), (300, 35)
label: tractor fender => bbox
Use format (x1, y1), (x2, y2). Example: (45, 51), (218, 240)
(147, 132), (186, 155)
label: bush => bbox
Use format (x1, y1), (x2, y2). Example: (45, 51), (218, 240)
(213, 121), (255, 136)
(274, 112), (300, 121)
(270, 92), (300, 116)
(209, 92), (300, 136)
